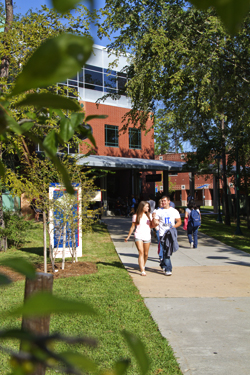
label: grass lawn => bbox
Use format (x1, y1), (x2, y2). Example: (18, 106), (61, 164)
(0, 222), (182, 375)
(199, 214), (250, 254)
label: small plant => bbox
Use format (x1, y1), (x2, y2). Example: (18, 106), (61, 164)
(0, 211), (31, 249)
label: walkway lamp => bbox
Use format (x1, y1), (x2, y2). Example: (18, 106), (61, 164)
(214, 155), (222, 223)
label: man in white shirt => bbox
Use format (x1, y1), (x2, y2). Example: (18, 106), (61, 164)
(152, 195), (181, 276)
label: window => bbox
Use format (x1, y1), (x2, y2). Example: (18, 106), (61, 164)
(57, 63), (128, 99)
(129, 128), (141, 149)
(84, 69), (103, 91)
(105, 125), (119, 147)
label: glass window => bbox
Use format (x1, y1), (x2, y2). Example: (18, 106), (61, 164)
(105, 125), (119, 147)
(84, 69), (102, 87)
(104, 68), (116, 75)
(69, 142), (78, 154)
(68, 80), (77, 87)
(129, 128), (141, 149)
(85, 64), (102, 72)
(117, 76), (126, 93)
(85, 83), (103, 91)
(104, 73), (117, 90)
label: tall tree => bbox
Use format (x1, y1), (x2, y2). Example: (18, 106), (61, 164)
(0, 0), (13, 79)
(99, 0), (250, 225)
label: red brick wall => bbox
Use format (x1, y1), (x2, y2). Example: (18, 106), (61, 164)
(79, 102), (154, 159)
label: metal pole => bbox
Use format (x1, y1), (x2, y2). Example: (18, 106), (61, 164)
(235, 143), (242, 235)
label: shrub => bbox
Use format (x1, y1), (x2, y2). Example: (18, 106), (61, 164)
(0, 211), (31, 249)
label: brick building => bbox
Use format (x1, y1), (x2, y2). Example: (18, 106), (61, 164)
(155, 153), (235, 207)
(57, 45), (207, 213)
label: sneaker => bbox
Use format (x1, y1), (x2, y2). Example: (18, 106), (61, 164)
(190, 242), (194, 248)
(165, 271), (172, 276)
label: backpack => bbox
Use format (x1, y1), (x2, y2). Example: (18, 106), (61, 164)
(189, 209), (201, 228)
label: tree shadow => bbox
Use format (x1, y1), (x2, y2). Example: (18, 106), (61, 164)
(97, 261), (125, 269)
(20, 247), (45, 256)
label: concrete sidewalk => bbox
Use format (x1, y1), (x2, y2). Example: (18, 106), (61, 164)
(103, 217), (250, 375)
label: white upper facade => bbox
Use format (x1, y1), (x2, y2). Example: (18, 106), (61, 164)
(57, 44), (132, 109)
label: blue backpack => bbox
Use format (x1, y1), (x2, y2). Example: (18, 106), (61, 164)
(189, 209), (201, 228)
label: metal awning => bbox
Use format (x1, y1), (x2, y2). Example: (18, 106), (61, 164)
(196, 184), (210, 189)
(76, 154), (186, 171)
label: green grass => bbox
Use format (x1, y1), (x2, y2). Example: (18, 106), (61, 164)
(199, 214), (250, 254)
(0, 223), (182, 375)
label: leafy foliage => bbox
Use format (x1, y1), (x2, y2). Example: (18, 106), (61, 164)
(189, 0), (250, 34)
(0, 212), (31, 249)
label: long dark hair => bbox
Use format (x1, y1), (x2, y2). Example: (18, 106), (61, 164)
(188, 200), (197, 210)
(135, 201), (150, 225)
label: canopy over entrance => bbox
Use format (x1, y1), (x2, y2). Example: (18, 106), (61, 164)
(76, 154), (185, 171)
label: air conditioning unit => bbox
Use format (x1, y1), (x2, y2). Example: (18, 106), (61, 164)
(181, 185), (185, 190)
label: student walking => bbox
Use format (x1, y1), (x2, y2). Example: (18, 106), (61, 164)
(152, 199), (162, 254)
(125, 201), (153, 276)
(152, 196), (182, 276)
(185, 201), (201, 248)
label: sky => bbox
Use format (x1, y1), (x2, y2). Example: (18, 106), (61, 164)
(14, 0), (109, 46)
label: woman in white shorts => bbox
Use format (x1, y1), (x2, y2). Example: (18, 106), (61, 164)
(125, 201), (153, 276)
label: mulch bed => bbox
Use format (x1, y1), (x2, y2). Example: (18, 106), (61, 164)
(0, 261), (97, 282)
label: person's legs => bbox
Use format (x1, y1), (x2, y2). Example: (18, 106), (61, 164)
(187, 224), (193, 245)
(135, 240), (145, 273)
(193, 227), (199, 248)
(159, 236), (163, 259)
(143, 242), (150, 269)
(156, 229), (159, 243)
(164, 256), (172, 273)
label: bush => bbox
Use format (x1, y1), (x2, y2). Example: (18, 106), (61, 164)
(0, 211), (31, 249)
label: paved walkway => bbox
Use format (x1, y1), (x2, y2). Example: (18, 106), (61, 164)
(103, 217), (250, 375)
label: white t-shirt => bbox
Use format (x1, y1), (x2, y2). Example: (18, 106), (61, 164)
(132, 213), (152, 241)
(155, 207), (181, 237)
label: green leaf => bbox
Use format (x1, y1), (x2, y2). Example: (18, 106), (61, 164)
(20, 122), (35, 133)
(8, 292), (96, 317)
(59, 117), (73, 142)
(114, 359), (131, 375)
(85, 114), (108, 122)
(5, 115), (23, 135)
(189, 0), (250, 34)
(0, 329), (35, 341)
(0, 159), (6, 178)
(27, 132), (75, 194)
(59, 112), (85, 142)
(0, 258), (36, 279)
(43, 130), (58, 156)
(12, 34), (93, 96)
(60, 351), (98, 373)
(16, 93), (81, 112)
(0, 108), (8, 135)
(0, 273), (12, 286)
(52, 0), (83, 14)
(122, 331), (150, 375)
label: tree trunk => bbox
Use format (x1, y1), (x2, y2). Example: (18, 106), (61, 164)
(221, 118), (230, 226)
(21, 273), (53, 375)
(0, 142), (7, 251)
(0, 1), (14, 250)
(43, 211), (47, 273)
(62, 224), (66, 270)
(242, 154), (250, 229)
(0, 0), (13, 79)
